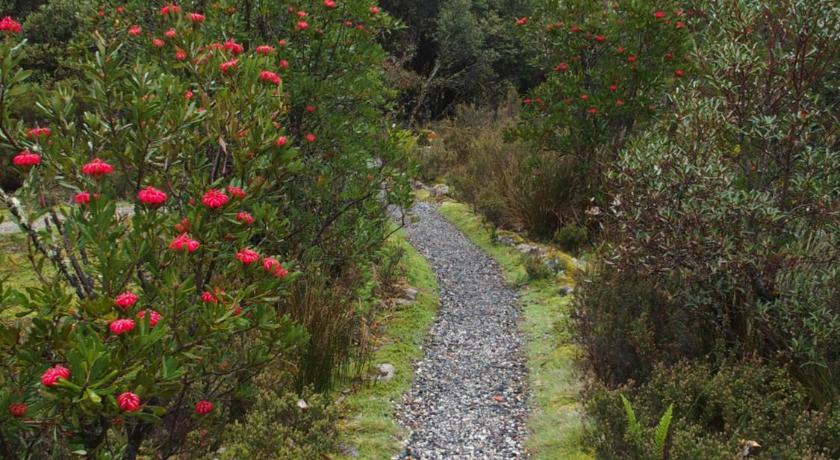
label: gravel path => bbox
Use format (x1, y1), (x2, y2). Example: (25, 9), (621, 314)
(0, 206), (133, 235)
(396, 202), (529, 459)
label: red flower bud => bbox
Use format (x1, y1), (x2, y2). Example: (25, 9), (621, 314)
(8, 403), (26, 418)
(236, 248), (260, 265)
(41, 365), (70, 387)
(195, 400), (213, 415)
(138, 186), (167, 206)
(0, 16), (22, 34)
(236, 211), (255, 225)
(114, 292), (138, 309)
(117, 392), (141, 412)
(109, 318), (135, 335)
(201, 189), (229, 209)
(137, 309), (161, 327)
(12, 151), (41, 167)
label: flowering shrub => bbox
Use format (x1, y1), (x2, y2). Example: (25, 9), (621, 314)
(510, 0), (692, 228)
(0, 0), (406, 456)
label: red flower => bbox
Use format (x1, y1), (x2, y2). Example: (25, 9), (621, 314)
(616, 99), (625, 106)
(128, 25), (142, 36)
(194, 400), (213, 415)
(116, 6), (125, 14)
(226, 185), (246, 199)
(305, 133), (317, 143)
(296, 21), (309, 31)
(570, 25), (581, 33)
(554, 62), (569, 72)
(189, 12), (205, 23)
(305, 105), (316, 113)
(675, 21), (685, 29)
(152, 38), (166, 48)
(369, 6), (380, 15)
(515, 17), (527, 26)
(184, 90), (194, 100)
(117, 392), (141, 412)
(580, 94), (589, 101)
(81, 158), (114, 177)
(609, 84), (618, 92)
(175, 217), (190, 233)
(654, 11), (666, 19)
(522, 98), (531, 105)
(201, 291), (218, 303)
(175, 49), (187, 61)
(0, 16), (22, 34)
(220, 59), (238, 73)
(223, 39), (244, 55)
(114, 292), (138, 309)
(169, 233), (200, 253)
(201, 189), (229, 209)
(298, 10), (308, 18)
(616, 46), (625, 54)
(236, 211), (254, 225)
(74, 191), (91, 205)
(236, 248), (260, 265)
(164, 28), (177, 39)
(41, 365), (70, 387)
(138, 186), (167, 206)
(674, 69), (685, 77)
(259, 70), (281, 85)
(160, 4), (181, 16)
(588, 107), (598, 115)
(26, 127), (51, 138)
(276, 135), (288, 147)
(278, 39), (288, 47)
(8, 403), (26, 418)
(324, 0), (337, 8)
(595, 34), (605, 42)
(279, 59), (290, 70)
(137, 309), (161, 327)
(12, 151), (40, 167)
(262, 257), (288, 279)
(256, 45), (274, 55)
(109, 318), (135, 335)
(627, 54), (637, 63)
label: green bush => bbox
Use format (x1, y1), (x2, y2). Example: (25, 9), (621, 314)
(584, 360), (840, 459)
(523, 254), (552, 280)
(553, 224), (587, 253)
(214, 382), (338, 460)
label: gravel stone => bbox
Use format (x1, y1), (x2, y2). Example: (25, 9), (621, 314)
(394, 202), (529, 459)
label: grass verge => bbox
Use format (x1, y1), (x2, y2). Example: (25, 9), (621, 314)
(335, 229), (439, 459)
(436, 199), (592, 460)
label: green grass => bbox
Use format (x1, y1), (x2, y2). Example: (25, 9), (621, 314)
(435, 199), (593, 459)
(335, 229), (439, 459)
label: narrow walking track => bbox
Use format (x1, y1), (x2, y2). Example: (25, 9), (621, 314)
(396, 202), (529, 459)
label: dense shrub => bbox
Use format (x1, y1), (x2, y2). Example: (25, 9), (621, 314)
(575, 1), (840, 458)
(0, 0), (408, 456)
(585, 360), (840, 459)
(511, 0), (692, 229)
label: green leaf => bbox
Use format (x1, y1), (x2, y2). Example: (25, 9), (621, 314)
(654, 404), (674, 456)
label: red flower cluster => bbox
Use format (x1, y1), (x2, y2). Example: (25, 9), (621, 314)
(224, 39), (244, 55)
(201, 291), (218, 303)
(236, 211), (255, 225)
(262, 257), (288, 279)
(114, 292), (138, 309)
(26, 127), (51, 138)
(117, 392), (141, 412)
(74, 191), (91, 205)
(259, 70), (281, 85)
(276, 135), (288, 147)
(189, 12), (205, 23)
(324, 0), (337, 8)
(201, 189), (229, 209)
(137, 309), (161, 327)
(169, 233), (200, 253)
(12, 150), (40, 167)
(0, 16), (21, 34)
(516, 17), (527, 26)
(256, 45), (274, 55)
(8, 403), (26, 418)
(128, 25), (142, 36)
(81, 158), (114, 177)
(164, 28), (177, 39)
(138, 186), (167, 206)
(160, 4), (181, 16)
(152, 38), (166, 48)
(195, 400), (213, 415)
(236, 248), (260, 265)
(220, 59), (238, 73)
(175, 49), (188, 61)
(226, 185), (246, 199)
(305, 133), (317, 143)
(41, 365), (70, 387)
(109, 318), (135, 335)
(554, 62), (569, 73)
